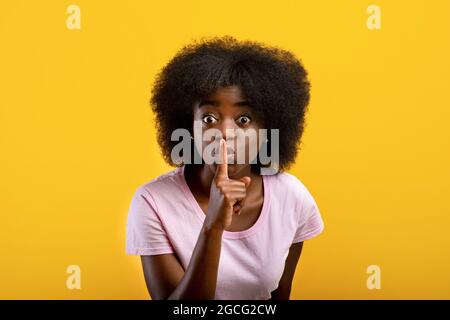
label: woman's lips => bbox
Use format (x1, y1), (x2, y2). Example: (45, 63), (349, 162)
(226, 153), (236, 162)
(212, 147), (236, 156)
(210, 143), (246, 164)
(211, 150), (236, 164)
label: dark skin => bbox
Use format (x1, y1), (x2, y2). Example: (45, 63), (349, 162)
(140, 86), (304, 300)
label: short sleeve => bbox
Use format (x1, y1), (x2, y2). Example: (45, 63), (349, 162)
(126, 186), (175, 255)
(292, 184), (325, 243)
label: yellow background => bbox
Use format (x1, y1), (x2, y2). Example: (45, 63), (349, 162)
(1, 0), (449, 299)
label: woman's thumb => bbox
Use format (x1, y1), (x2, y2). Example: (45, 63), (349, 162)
(240, 176), (251, 188)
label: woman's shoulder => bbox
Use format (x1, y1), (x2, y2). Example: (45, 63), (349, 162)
(268, 171), (323, 230)
(134, 166), (184, 197)
(266, 170), (315, 202)
(266, 170), (307, 191)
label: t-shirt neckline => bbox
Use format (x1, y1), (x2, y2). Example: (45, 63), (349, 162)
(177, 165), (270, 239)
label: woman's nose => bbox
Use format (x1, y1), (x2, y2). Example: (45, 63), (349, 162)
(217, 119), (238, 140)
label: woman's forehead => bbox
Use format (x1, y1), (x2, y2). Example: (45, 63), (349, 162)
(196, 86), (250, 108)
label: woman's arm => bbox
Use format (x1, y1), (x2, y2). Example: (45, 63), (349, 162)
(140, 224), (224, 300)
(269, 241), (304, 300)
(140, 140), (251, 300)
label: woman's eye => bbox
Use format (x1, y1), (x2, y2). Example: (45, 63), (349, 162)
(237, 115), (252, 125)
(202, 115), (217, 124)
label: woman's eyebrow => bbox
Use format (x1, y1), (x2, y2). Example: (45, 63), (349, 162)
(198, 99), (250, 108)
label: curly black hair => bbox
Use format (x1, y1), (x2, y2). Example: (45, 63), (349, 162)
(150, 35), (311, 173)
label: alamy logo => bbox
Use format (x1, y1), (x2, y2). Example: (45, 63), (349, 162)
(366, 265), (381, 290)
(170, 121), (280, 175)
(66, 265), (81, 290)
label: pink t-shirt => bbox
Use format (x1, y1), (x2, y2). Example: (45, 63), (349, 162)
(126, 165), (324, 300)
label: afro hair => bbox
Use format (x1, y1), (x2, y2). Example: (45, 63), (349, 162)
(150, 35), (311, 173)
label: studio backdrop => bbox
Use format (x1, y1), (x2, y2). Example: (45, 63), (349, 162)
(1, 0), (449, 299)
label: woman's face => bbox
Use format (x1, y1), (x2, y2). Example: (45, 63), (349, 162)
(192, 85), (265, 177)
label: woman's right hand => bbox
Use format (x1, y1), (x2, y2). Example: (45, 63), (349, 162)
(203, 139), (251, 232)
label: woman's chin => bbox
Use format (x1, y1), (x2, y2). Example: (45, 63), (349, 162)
(208, 160), (249, 177)
(226, 163), (249, 177)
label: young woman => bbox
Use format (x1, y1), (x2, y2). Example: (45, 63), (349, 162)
(126, 36), (324, 300)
